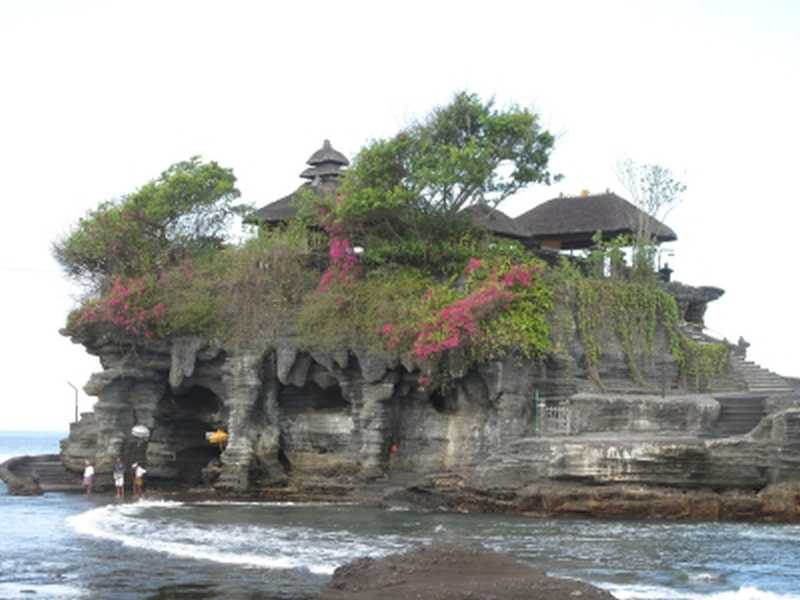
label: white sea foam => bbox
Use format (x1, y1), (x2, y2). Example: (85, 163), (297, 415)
(603, 584), (800, 600)
(687, 573), (724, 583)
(66, 499), (407, 575)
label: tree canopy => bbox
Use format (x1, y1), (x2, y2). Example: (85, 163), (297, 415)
(616, 158), (686, 240)
(54, 157), (245, 289)
(333, 91), (559, 225)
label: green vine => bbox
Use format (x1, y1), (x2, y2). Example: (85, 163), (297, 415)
(555, 261), (729, 391)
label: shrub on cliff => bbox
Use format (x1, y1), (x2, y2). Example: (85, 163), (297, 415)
(66, 221), (323, 346)
(298, 91), (559, 272)
(53, 157), (246, 290)
(214, 222), (324, 348)
(291, 92), (561, 384)
(298, 249), (553, 388)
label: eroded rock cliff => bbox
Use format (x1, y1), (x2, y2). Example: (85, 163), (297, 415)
(58, 301), (800, 520)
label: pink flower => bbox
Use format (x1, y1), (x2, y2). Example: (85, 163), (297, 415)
(464, 257), (482, 275)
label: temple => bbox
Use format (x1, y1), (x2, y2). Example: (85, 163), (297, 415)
(249, 143), (677, 253)
(248, 140), (348, 226)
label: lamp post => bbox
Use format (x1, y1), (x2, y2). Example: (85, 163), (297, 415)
(67, 381), (79, 424)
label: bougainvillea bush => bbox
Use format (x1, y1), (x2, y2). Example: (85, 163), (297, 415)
(70, 275), (166, 338)
(66, 223), (323, 347)
(297, 248), (553, 388)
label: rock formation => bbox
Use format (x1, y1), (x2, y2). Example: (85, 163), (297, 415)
(319, 544), (616, 600)
(54, 280), (800, 521)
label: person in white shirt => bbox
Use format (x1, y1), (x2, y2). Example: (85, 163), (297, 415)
(82, 461), (95, 496)
(132, 462), (147, 496)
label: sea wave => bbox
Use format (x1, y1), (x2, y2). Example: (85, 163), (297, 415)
(736, 526), (800, 543)
(604, 584), (800, 600)
(194, 500), (353, 507)
(66, 499), (413, 575)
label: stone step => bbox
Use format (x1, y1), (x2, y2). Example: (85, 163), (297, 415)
(739, 373), (782, 379)
(730, 355), (791, 395)
(711, 395), (767, 436)
(748, 386), (792, 392)
(6, 455), (83, 491)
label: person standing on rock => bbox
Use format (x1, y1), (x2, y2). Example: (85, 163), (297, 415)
(132, 462), (147, 497)
(113, 457), (125, 498)
(83, 460), (95, 496)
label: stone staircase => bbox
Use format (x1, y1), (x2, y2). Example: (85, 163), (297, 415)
(0, 454), (82, 494)
(29, 455), (83, 491)
(711, 393), (767, 437)
(729, 354), (793, 395)
(682, 325), (792, 395)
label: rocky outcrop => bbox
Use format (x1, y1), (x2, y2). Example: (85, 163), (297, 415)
(0, 456), (43, 495)
(0, 453), (83, 494)
(56, 309), (800, 520)
(319, 544), (616, 600)
(665, 282), (724, 325)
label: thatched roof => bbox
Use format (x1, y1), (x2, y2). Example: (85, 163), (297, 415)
(249, 140), (348, 225)
(307, 139), (349, 167)
(247, 187), (304, 225)
(300, 163), (346, 180)
(514, 192), (677, 249)
(247, 179), (339, 225)
(460, 204), (527, 239)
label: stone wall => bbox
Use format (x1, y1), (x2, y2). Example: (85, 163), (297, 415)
(567, 393), (720, 435)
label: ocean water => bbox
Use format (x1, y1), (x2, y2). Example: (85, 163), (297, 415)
(2, 431), (800, 599)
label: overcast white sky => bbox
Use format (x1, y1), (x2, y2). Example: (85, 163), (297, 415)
(1, 0), (798, 431)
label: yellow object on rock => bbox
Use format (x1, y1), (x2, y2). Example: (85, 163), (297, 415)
(207, 429), (229, 448)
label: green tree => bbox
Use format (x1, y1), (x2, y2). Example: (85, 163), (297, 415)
(335, 91), (559, 223)
(616, 158), (686, 278)
(54, 157), (246, 289)
(616, 158), (685, 243)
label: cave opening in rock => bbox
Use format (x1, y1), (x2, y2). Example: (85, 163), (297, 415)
(158, 385), (226, 484)
(278, 381), (352, 463)
(278, 381), (349, 411)
(430, 389), (449, 413)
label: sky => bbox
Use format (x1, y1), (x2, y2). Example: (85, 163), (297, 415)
(1, 0), (798, 431)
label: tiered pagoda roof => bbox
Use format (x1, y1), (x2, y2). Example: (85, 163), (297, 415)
(248, 140), (348, 225)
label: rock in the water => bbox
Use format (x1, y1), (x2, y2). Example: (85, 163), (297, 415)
(0, 456), (43, 495)
(319, 544), (616, 600)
